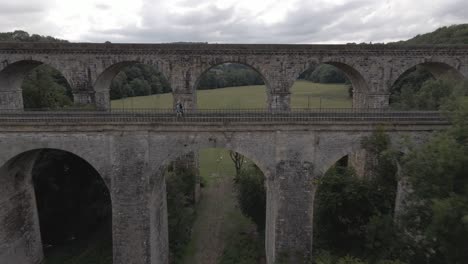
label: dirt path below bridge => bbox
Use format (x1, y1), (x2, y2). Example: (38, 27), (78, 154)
(182, 173), (236, 264)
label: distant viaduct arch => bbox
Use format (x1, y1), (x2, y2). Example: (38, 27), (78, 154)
(1, 43), (467, 110)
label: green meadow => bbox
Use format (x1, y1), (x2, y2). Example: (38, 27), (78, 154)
(110, 80), (351, 109)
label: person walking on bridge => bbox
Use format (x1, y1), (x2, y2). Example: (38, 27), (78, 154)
(176, 101), (184, 117)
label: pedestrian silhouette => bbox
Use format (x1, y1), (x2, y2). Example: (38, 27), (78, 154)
(175, 101), (184, 117)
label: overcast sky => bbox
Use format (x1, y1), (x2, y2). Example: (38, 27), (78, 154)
(0, 0), (467, 44)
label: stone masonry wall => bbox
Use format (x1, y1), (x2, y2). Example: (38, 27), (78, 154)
(0, 43), (467, 110)
(0, 122), (446, 264)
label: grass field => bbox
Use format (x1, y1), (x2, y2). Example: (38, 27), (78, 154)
(462, 97), (468, 107)
(111, 81), (351, 109)
(198, 148), (255, 185)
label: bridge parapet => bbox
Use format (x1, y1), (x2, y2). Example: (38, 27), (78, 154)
(0, 108), (451, 124)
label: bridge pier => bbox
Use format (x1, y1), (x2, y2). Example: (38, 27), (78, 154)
(352, 92), (390, 109)
(72, 91), (97, 107)
(110, 134), (167, 264)
(0, 89), (23, 110)
(72, 90), (109, 111)
(394, 164), (414, 225)
(0, 151), (43, 264)
(173, 92), (196, 110)
(268, 92), (291, 111)
(267, 159), (316, 264)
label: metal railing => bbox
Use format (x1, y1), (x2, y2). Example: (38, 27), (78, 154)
(0, 108), (450, 124)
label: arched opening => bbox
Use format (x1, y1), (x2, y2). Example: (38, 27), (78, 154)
(313, 132), (401, 262)
(195, 63), (267, 109)
(156, 148), (267, 264)
(95, 62), (173, 110)
(0, 149), (112, 263)
(0, 61), (73, 110)
(293, 62), (367, 108)
(390, 62), (467, 110)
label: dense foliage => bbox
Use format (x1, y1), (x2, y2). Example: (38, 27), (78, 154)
(398, 110), (468, 264)
(197, 64), (265, 89)
(0, 30), (67, 42)
(392, 77), (468, 110)
(393, 24), (468, 45)
(219, 231), (264, 264)
(390, 24), (468, 109)
(0, 31), (73, 109)
(22, 65), (73, 109)
(314, 106), (468, 263)
(313, 129), (402, 262)
(109, 65), (171, 99)
(165, 162), (197, 263)
(299, 64), (347, 84)
(234, 163), (266, 232)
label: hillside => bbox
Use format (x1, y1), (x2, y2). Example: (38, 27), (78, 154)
(396, 24), (468, 44)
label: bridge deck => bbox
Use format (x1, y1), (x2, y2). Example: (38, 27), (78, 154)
(0, 109), (450, 124)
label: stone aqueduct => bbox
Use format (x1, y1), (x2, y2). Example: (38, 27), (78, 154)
(1, 43), (467, 110)
(0, 43), (466, 264)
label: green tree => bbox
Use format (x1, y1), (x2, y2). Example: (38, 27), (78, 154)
(165, 162), (197, 263)
(399, 115), (468, 263)
(235, 164), (266, 232)
(22, 65), (72, 109)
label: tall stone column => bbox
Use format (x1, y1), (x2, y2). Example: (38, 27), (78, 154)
(168, 61), (198, 111)
(94, 90), (110, 111)
(150, 170), (169, 263)
(66, 64), (110, 111)
(0, 89), (23, 110)
(72, 91), (94, 105)
(111, 134), (168, 264)
(170, 66), (200, 205)
(172, 92), (196, 110)
(349, 92), (390, 178)
(264, 69), (294, 111)
(352, 92), (390, 109)
(352, 91), (367, 109)
(0, 152), (43, 264)
(73, 90), (110, 111)
(394, 163), (413, 225)
(268, 92), (291, 111)
(366, 93), (390, 108)
(267, 159), (316, 264)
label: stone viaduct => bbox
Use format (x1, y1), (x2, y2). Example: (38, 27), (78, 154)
(0, 42), (466, 264)
(0, 42), (467, 110)
(0, 116), (449, 264)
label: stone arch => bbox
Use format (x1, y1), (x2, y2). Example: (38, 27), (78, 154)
(0, 59), (72, 110)
(149, 134), (274, 182)
(316, 131), (430, 176)
(155, 145), (271, 182)
(316, 135), (365, 176)
(147, 136), (274, 264)
(293, 59), (370, 108)
(194, 62), (270, 90)
(390, 60), (466, 88)
(0, 147), (112, 264)
(193, 61), (271, 109)
(0, 144), (111, 188)
(94, 61), (139, 94)
(93, 60), (171, 110)
(326, 61), (370, 94)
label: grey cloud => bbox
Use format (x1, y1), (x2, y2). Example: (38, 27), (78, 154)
(0, 1), (54, 33)
(0, 2), (45, 14)
(171, 5), (236, 26)
(7, 0), (466, 44)
(95, 4), (111, 10)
